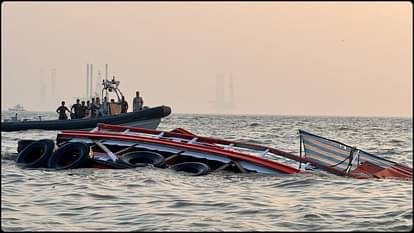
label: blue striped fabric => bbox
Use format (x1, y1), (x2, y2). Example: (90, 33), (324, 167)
(356, 150), (392, 169)
(299, 130), (393, 173)
(299, 130), (357, 171)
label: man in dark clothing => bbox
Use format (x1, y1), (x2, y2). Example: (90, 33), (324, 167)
(121, 95), (128, 113)
(56, 101), (71, 120)
(90, 98), (97, 118)
(78, 101), (86, 118)
(71, 99), (82, 119)
(95, 97), (102, 117)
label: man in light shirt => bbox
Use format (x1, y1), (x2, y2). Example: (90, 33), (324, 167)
(133, 91), (144, 112)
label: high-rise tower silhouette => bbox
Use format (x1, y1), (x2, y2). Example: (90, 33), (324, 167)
(214, 73), (235, 114)
(51, 68), (56, 106)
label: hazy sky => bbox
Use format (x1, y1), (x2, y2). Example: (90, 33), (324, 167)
(1, 2), (412, 117)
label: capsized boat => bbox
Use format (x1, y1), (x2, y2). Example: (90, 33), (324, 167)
(31, 123), (410, 179)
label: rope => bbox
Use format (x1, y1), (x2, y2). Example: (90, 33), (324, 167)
(345, 148), (360, 173)
(329, 147), (355, 170)
(298, 135), (303, 169)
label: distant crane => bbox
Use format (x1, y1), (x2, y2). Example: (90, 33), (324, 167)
(51, 68), (57, 107)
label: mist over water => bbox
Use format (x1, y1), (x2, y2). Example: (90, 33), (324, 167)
(1, 2), (412, 117)
(1, 112), (412, 231)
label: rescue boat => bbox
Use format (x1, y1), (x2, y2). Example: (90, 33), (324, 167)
(1, 76), (171, 132)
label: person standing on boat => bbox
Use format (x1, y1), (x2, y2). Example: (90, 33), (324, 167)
(133, 91), (144, 112)
(56, 101), (71, 120)
(95, 97), (102, 117)
(100, 96), (108, 116)
(90, 98), (97, 118)
(11, 113), (18, 121)
(85, 100), (91, 118)
(70, 99), (82, 119)
(121, 95), (128, 113)
(78, 101), (86, 118)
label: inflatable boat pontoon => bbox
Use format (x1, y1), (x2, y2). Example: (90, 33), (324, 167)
(1, 105), (171, 132)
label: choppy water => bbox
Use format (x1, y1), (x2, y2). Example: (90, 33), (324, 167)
(1, 111), (412, 231)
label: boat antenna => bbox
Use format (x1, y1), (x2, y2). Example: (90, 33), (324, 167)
(105, 64), (108, 100)
(111, 75), (122, 102)
(90, 64), (93, 98)
(86, 64), (89, 99)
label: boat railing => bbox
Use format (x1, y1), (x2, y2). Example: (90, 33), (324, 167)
(59, 123), (412, 179)
(93, 125), (300, 166)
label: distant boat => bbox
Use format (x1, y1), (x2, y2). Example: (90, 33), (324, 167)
(8, 104), (26, 112)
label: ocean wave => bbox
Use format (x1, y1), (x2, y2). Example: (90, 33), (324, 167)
(1, 152), (17, 161)
(1, 114), (412, 231)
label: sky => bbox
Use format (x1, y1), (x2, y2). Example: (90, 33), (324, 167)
(1, 1), (412, 117)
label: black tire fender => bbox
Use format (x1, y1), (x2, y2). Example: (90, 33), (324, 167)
(17, 139), (36, 153)
(120, 151), (165, 168)
(48, 142), (90, 170)
(16, 139), (55, 168)
(170, 162), (210, 176)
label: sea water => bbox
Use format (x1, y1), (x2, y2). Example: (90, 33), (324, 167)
(1, 111), (412, 231)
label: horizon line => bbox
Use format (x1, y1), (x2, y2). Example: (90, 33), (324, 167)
(1, 109), (412, 119)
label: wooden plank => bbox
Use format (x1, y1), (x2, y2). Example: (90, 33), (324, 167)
(224, 143), (234, 150)
(214, 163), (232, 172)
(90, 127), (99, 132)
(115, 143), (140, 156)
(188, 137), (198, 144)
(164, 151), (185, 163)
(95, 141), (118, 162)
(232, 159), (247, 173)
(57, 141), (69, 147)
(261, 149), (270, 156)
